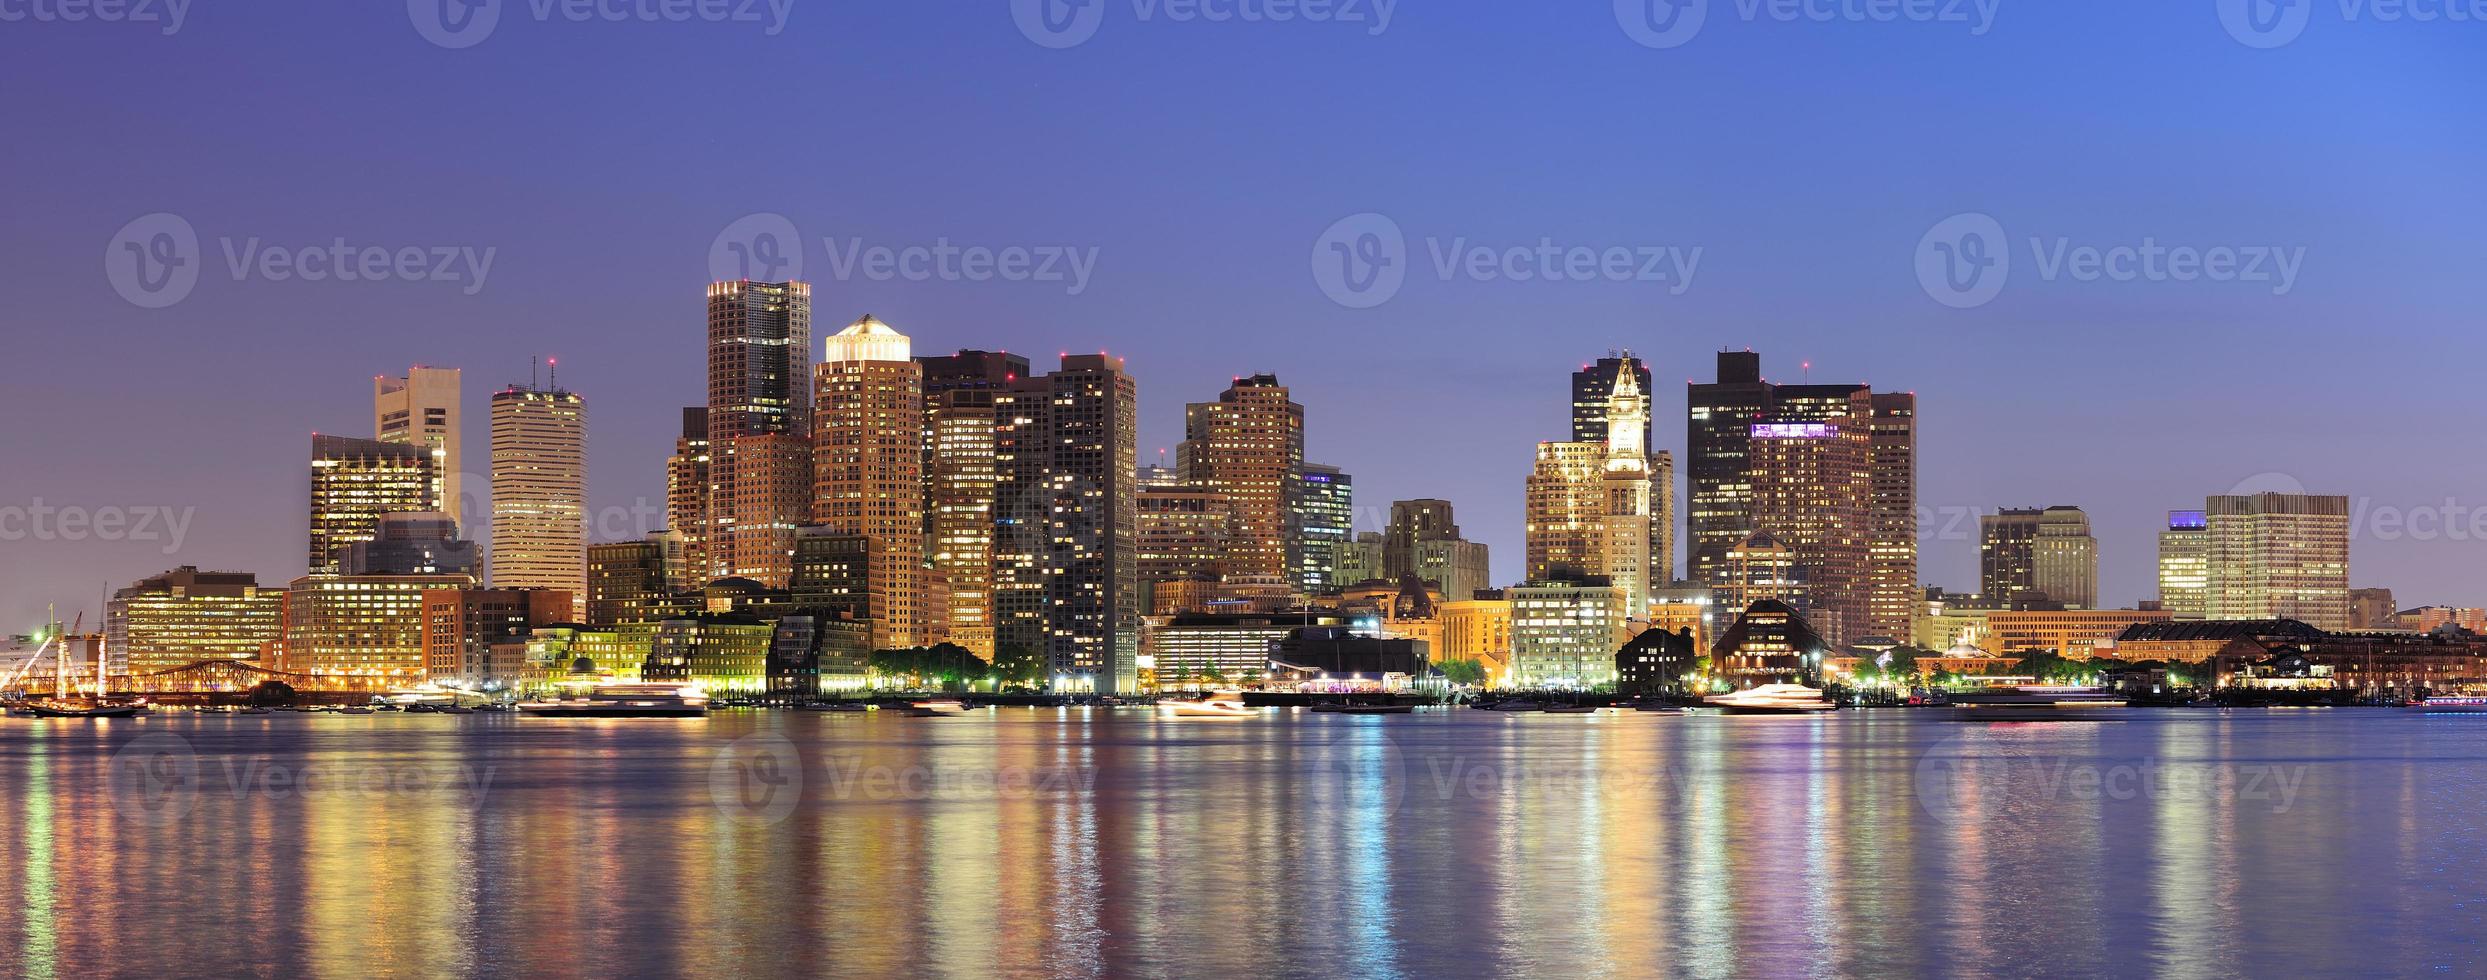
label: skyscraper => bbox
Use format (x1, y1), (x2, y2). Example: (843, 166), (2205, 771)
(814, 314), (928, 649)
(1980, 508), (2043, 602)
(308, 434), (440, 575)
(1286, 464), (1353, 592)
(1599, 363), (1656, 619)
(1685, 351), (1910, 630)
(665, 408), (711, 584)
(2157, 510), (2211, 619)
(1179, 375), (1304, 584)
(1139, 483), (1233, 614)
(2206, 492), (2351, 629)
(994, 355), (1140, 692)
(1746, 415), (1871, 644)
(919, 349), (1030, 658)
(1572, 354), (1655, 447)
(706, 280), (812, 586)
(1866, 393), (1918, 639)
(2031, 506), (2099, 608)
(1524, 441), (1605, 584)
(488, 376), (586, 619)
(1686, 351), (1774, 585)
(375, 365), (462, 519)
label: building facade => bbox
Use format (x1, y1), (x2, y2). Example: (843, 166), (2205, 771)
(282, 573), (474, 681)
(705, 279), (813, 586)
(308, 434), (441, 576)
(488, 380), (587, 618)
(919, 349), (1030, 658)
(814, 314), (929, 649)
(2158, 510), (2211, 618)
(993, 355), (1141, 692)
(1286, 463), (1353, 593)
(1508, 582), (1627, 689)
(107, 567), (284, 677)
(2031, 506), (2099, 608)
(2205, 492), (2352, 630)
(1179, 374), (1304, 583)
(374, 365), (462, 520)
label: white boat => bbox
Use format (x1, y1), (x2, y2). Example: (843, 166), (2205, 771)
(2416, 696), (2487, 714)
(1477, 699), (1546, 712)
(900, 699), (973, 717)
(1705, 683), (1838, 715)
(803, 701), (871, 712)
(1950, 686), (2128, 721)
(518, 683), (709, 718)
(9, 698), (144, 719)
(1162, 696), (1254, 719)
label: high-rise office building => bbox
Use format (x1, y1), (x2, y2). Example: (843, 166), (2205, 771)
(814, 314), (928, 649)
(308, 434), (440, 575)
(282, 573), (474, 680)
(488, 378), (586, 618)
(1746, 415), (1872, 644)
(1686, 351), (1775, 585)
(665, 407), (711, 583)
(1865, 393), (1917, 639)
(1980, 508), (2043, 603)
(706, 280), (813, 587)
(2206, 492), (2352, 630)
(375, 366), (461, 520)
(919, 349), (1031, 658)
(343, 512), (480, 577)
(1572, 353), (1656, 447)
(1179, 375), (1303, 584)
(1286, 464), (1353, 592)
(587, 537), (677, 628)
(1138, 484), (1233, 614)
(2031, 506), (2099, 608)
(994, 355), (1140, 692)
(106, 567), (283, 677)
(1686, 353), (1912, 635)
(1525, 441), (1605, 584)
(1528, 362), (1662, 620)
(2158, 510), (2211, 619)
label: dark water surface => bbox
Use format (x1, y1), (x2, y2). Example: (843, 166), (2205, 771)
(4, 708), (2483, 978)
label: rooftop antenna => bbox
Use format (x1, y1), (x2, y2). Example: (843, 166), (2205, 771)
(548, 356), (558, 391)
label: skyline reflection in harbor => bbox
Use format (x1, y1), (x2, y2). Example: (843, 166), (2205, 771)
(4, 710), (2483, 977)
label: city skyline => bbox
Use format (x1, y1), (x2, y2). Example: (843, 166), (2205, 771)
(7, 4), (2484, 633)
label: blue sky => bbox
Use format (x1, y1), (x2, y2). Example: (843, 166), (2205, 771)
(2, 0), (2482, 631)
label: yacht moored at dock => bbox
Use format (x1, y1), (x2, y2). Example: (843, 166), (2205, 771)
(518, 684), (710, 718)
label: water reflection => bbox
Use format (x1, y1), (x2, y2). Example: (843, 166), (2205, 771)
(3, 709), (2485, 976)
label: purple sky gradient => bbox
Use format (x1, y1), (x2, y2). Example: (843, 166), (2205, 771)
(3, 1), (2483, 633)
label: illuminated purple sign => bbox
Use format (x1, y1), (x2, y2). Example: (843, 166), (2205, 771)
(2169, 510), (2208, 530)
(1751, 423), (1837, 439)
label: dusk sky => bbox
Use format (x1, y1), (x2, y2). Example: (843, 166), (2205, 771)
(3, 0), (2482, 633)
